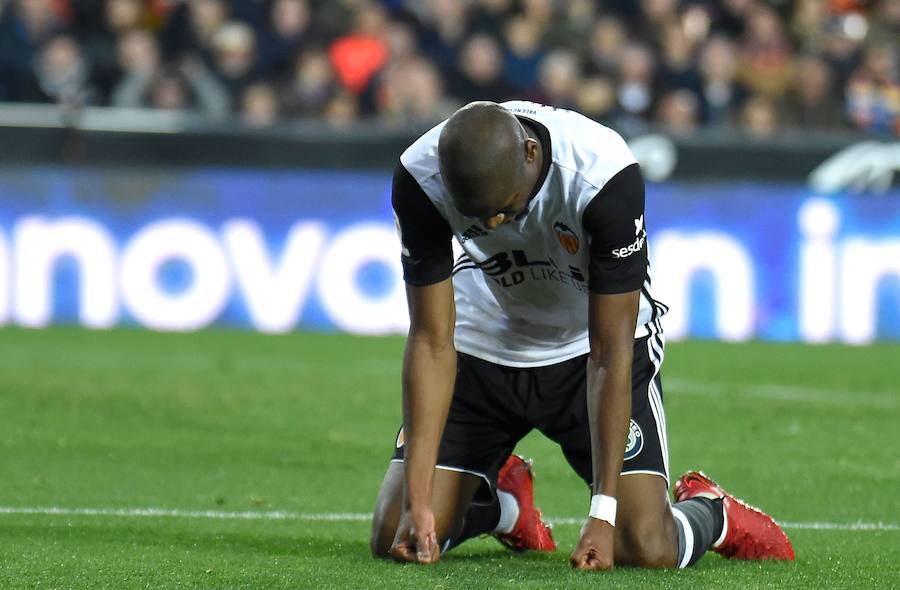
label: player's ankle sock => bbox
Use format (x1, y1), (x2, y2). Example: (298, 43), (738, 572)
(444, 500), (501, 551)
(492, 490), (520, 534)
(671, 497), (725, 568)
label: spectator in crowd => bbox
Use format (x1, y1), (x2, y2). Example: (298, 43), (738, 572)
(698, 35), (746, 127)
(209, 20), (259, 97)
(161, 0), (229, 61)
(681, 3), (713, 47)
(656, 88), (701, 136)
(470, 0), (515, 37)
(740, 94), (780, 138)
(530, 48), (580, 109)
(0, 0), (68, 99)
(382, 17), (419, 67)
(281, 47), (341, 118)
(737, 3), (794, 98)
(846, 41), (900, 135)
(376, 55), (456, 125)
(585, 16), (627, 77)
(516, 0), (553, 47)
(574, 75), (616, 122)
(658, 21), (701, 94)
(328, 1), (389, 95)
(82, 0), (148, 100)
(110, 28), (160, 105)
(364, 16), (421, 112)
(781, 54), (847, 130)
(323, 88), (359, 126)
(188, 0), (228, 50)
(544, 0), (596, 46)
(521, 0), (553, 28)
(313, 0), (365, 40)
(414, 0), (470, 73)
(0, 0), (895, 136)
(615, 42), (658, 133)
(791, 0), (829, 52)
(634, 0), (679, 47)
(114, 57), (230, 118)
(868, 0), (900, 45)
(448, 32), (514, 104)
(371, 16), (455, 124)
(106, 0), (143, 30)
(240, 81), (280, 128)
(144, 67), (191, 111)
(711, 0), (754, 39)
(502, 15), (543, 93)
(19, 33), (98, 107)
(258, 0), (313, 77)
(820, 13), (868, 87)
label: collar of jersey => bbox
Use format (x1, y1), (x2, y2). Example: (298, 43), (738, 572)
(515, 115), (553, 220)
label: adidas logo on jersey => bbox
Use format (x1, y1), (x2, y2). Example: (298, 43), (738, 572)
(459, 224), (488, 243)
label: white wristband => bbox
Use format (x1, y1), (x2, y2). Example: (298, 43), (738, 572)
(589, 494), (617, 526)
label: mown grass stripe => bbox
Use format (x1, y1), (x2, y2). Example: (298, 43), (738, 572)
(0, 506), (896, 531)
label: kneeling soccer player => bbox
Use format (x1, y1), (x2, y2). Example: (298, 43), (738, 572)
(370, 101), (794, 569)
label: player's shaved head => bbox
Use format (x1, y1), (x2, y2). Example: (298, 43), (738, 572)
(438, 102), (528, 217)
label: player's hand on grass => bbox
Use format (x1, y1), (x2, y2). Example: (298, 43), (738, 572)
(389, 506), (440, 564)
(570, 517), (615, 571)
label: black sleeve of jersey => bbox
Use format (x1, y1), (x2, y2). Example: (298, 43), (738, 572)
(582, 163), (648, 294)
(391, 162), (454, 286)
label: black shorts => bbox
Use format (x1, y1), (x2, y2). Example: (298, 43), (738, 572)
(391, 335), (669, 503)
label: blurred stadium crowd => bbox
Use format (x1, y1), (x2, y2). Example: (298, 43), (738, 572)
(0, 0), (897, 136)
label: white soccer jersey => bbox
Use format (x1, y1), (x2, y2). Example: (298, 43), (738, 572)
(394, 101), (666, 367)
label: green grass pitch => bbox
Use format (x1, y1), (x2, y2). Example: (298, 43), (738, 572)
(1, 327), (898, 589)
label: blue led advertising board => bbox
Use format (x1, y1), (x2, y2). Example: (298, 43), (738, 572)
(0, 168), (897, 342)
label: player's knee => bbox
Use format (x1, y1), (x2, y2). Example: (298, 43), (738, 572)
(617, 519), (677, 568)
(370, 540), (392, 560)
(369, 516), (395, 559)
(370, 532), (393, 560)
(628, 535), (674, 568)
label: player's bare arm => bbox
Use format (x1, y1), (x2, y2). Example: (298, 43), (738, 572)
(570, 289), (640, 571)
(388, 278), (457, 564)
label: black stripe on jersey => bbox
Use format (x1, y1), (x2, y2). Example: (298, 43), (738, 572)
(642, 283), (659, 324)
(645, 312), (665, 367)
(642, 270), (669, 322)
(645, 318), (664, 371)
(641, 277), (666, 365)
(644, 265), (670, 316)
(453, 254), (472, 270)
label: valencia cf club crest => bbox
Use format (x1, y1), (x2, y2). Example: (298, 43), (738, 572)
(623, 419), (643, 460)
(554, 222), (579, 254)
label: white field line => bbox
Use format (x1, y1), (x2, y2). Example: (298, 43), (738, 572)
(0, 506), (369, 522)
(546, 516), (899, 530)
(0, 506), (896, 532)
(665, 378), (898, 409)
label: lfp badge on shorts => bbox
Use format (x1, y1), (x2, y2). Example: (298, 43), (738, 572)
(553, 221), (579, 254)
(624, 419), (643, 460)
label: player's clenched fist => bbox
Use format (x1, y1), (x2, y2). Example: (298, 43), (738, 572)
(388, 506), (440, 564)
(570, 518), (615, 571)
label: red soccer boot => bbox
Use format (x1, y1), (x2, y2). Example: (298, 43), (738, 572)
(493, 455), (557, 552)
(675, 470), (795, 561)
